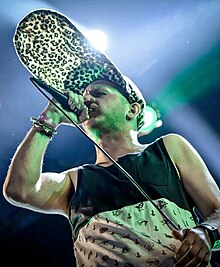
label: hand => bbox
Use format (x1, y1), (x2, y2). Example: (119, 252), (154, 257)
(172, 228), (212, 266)
(39, 91), (90, 126)
(62, 90), (90, 124)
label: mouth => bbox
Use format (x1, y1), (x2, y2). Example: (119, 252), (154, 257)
(88, 107), (93, 113)
(87, 103), (98, 116)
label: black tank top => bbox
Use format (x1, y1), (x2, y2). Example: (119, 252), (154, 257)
(68, 137), (196, 240)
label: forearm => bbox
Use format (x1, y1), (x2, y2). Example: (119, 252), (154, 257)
(3, 126), (51, 203)
(202, 208), (220, 228)
(3, 106), (62, 202)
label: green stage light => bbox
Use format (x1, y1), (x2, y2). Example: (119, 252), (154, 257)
(139, 105), (161, 134)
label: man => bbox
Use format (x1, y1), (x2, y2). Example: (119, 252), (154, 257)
(3, 73), (220, 266)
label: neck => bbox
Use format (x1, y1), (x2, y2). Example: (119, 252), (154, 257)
(90, 129), (146, 166)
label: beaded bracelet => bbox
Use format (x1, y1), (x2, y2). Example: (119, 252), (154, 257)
(30, 116), (57, 139)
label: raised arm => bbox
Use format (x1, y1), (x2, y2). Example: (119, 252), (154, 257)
(3, 92), (89, 217)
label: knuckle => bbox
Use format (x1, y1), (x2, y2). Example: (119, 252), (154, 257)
(70, 104), (76, 110)
(68, 91), (74, 97)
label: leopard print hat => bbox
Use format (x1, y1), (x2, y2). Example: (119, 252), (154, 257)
(13, 9), (146, 131)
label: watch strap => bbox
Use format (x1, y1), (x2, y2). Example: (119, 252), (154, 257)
(197, 223), (220, 249)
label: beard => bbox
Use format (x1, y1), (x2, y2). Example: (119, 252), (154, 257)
(83, 113), (123, 136)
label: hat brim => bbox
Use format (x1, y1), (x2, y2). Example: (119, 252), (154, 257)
(14, 9), (125, 95)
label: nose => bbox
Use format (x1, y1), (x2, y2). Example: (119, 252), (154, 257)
(83, 94), (96, 107)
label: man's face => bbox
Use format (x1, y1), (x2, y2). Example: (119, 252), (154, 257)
(82, 80), (131, 133)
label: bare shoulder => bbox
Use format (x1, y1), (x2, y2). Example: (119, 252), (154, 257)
(161, 133), (196, 163)
(161, 133), (210, 171)
(161, 133), (220, 218)
(161, 132), (207, 171)
(162, 133), (189, 148)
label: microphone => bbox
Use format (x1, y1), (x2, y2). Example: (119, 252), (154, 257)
(30, 77), (82, 116)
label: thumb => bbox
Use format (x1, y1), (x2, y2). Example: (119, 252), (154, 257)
(172, 229), (185, 241)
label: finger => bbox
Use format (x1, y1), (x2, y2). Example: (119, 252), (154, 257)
(70, 103), (78, 111)
(174, 240), (195, 264)
(65, 90), (77, 106)
(77, 94), (86, 111)
(172, 229), (185, 241)
(174, 243), (201, 266)
(69, 95), (79, 111)
(69, 94), (85, 112)
(78, 107), (90, 123)
(69, 92), (78, 107)
(173, 229), (194, 262)
(199, 252), (212, 267)
(190, 249), (211, 267)
(174, 232), (211, 267)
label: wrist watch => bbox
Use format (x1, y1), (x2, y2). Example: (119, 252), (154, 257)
(197, 223), (220, 249)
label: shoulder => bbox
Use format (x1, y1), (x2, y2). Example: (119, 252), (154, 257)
(161, 133), (195, 162)
(160, 133), (205, 173)
(162, 132), (188, 146)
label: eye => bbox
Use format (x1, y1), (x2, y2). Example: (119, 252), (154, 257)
(90, 90), (107, 98)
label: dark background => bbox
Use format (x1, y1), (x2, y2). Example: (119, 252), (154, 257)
(0, 0), (220, 266)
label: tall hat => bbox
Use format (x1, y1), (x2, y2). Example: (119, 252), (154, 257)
(14, 9), (146, 131)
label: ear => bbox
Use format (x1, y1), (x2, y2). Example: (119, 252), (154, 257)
(126, 103), (141, 120)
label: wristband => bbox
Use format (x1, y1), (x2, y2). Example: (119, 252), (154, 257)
(30, 116), (57, 139)
(197, 223), (220, 250)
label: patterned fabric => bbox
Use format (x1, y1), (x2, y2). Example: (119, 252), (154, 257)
(67, 137), (210, 266)
(13, 9), (146, 130)
(74, 198), (196, 267)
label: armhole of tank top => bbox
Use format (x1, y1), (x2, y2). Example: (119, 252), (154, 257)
(157, 136), (181, 180)
(158, 137), (199, 219)
(67, 167), (81, 218)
